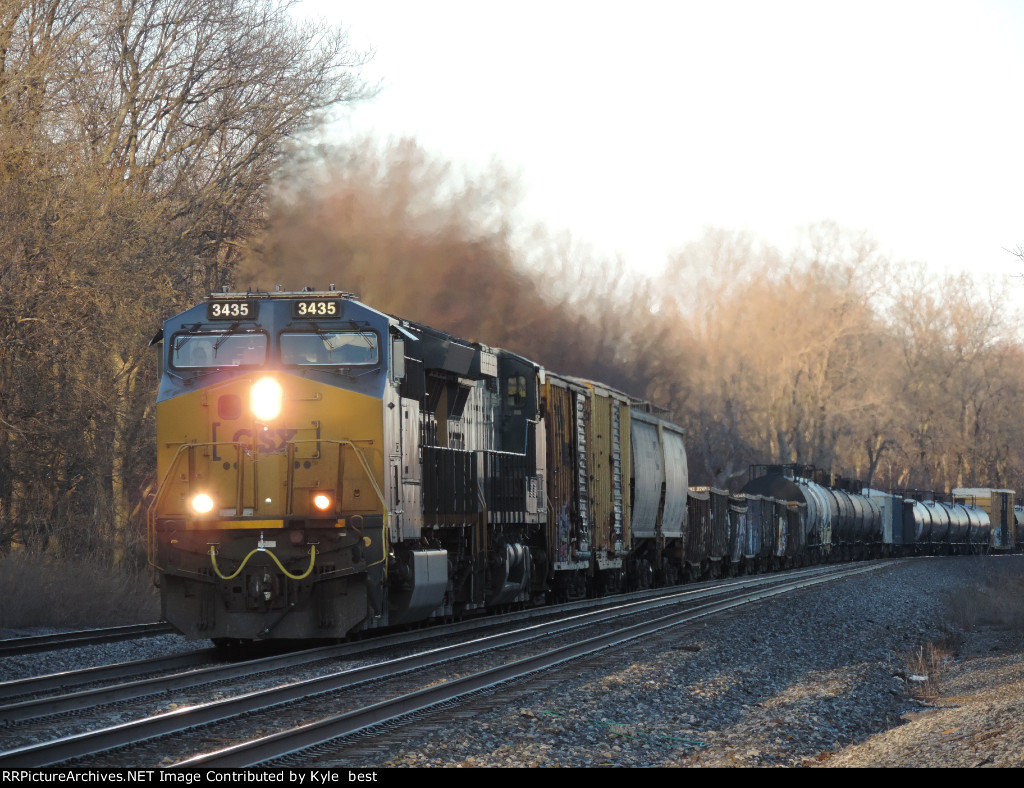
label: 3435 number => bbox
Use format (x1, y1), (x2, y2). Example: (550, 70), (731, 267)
(295, 300), (338, 317)
(208, 301), (254, 319)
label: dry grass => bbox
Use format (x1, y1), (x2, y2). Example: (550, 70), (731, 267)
(903, 641), (955, 702)
(0, 550), (159, 631)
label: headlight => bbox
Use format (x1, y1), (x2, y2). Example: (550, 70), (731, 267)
(191, 493), (215, 514)
(251, 377), (282, 420)
(312, 493), (332, 512)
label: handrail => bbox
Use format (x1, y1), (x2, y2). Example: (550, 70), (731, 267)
(147, 442), (244, 567)
(147, 439), (389, 579)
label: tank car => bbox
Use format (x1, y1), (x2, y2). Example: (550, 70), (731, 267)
(901, 492), (991, 555)
(741, 465), (883, 562)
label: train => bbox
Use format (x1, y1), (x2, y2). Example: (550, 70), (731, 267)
(147, 288), (1023, 644)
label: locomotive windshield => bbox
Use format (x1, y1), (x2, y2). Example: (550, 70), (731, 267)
(171, 332), (268, 368)
(280, 331), (379, 366)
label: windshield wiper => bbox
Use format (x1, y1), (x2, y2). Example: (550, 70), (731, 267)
(307, 322), (338, 350)
(212, 323), (240, 355)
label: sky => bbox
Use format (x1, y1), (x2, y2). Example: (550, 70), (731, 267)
(298, 0), (1024, 291)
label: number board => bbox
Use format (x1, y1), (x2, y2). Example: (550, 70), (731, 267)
(207, 300), (257, 320)
(293, 300), (339, 318)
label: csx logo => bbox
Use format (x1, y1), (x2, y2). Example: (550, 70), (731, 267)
(231, 427), (298, 453)
(210, 422), (300, 456)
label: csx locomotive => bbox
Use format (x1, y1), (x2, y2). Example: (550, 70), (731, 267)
(147, 289), (1019, 643)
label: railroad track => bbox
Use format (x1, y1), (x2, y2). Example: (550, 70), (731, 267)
(0, 584), (736, 711)
(0, 623), (175, 658)
(0, 649), (218, 706)
(0, 560), (900, 768)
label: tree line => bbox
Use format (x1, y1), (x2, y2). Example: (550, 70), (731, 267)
(2, 0), (1022, 566)
(242, 140), (1024, 496)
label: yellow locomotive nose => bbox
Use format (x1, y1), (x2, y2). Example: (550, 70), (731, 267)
(251, 377), (282, 420)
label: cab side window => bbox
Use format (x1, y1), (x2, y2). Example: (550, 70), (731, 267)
(507, 375), (527, 407)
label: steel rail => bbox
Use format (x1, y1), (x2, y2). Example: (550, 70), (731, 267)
(0, 650), (218, 704)
(0, 623), (174, 658)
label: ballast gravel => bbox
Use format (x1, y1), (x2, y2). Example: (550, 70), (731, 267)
(0, 635), (200, 684)
(2, 555), (1023, 767)
(370, 555), (1024, 768)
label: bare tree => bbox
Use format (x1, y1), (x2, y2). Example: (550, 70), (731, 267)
(0, 0), (369, 558)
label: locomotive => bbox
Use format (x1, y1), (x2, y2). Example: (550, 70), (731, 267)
(147, 289), (1019, 644)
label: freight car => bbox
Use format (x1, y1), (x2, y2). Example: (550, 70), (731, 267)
(148, 289), (1013, 644)
(952, 488), (1018, 551)
(741, 466), (993, 560)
